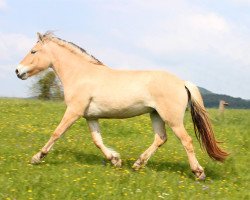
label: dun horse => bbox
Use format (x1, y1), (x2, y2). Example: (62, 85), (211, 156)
(219, 100), (229, 116)
(15, 32), (228, 180)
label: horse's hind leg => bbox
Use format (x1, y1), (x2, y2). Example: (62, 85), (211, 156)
(132, 112), (167, 170)
(171, 124), (205, 180)
(87, 119), (122, 167)
(154, 92), (205, 180)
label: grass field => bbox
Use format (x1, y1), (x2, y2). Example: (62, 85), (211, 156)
(0, 98), (249, 200)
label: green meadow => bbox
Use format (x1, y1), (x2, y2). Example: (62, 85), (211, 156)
(0, 98), (249, 200)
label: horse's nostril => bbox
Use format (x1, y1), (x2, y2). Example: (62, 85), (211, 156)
(15, 69), (19, 75)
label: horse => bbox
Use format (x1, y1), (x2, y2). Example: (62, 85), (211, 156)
(15, 32), (228, 180)
(219, 100), (229, 116)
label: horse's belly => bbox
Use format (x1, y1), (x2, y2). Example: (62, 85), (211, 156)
(84, 101), (154, 119)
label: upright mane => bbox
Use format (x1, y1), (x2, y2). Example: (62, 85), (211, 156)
(41, 32), (103, 65)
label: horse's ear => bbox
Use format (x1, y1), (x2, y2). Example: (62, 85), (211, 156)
(37, 32), (43, 42)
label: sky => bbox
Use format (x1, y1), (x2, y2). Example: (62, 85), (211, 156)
(0, 0), (250, 99)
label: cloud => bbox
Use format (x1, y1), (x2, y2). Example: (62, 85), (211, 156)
(0, 0), (7, 10)
(0, 32), (35, 80)
(103, 1), (250, 69)
(0, 32), (35, 61)
(137, 10), (250, 67)
(229, 0), (250, 5)
(138, 12), (224, 54)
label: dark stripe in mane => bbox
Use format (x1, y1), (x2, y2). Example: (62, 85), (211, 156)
(53, 35), (103, 65)
(68, 41), (103, 65)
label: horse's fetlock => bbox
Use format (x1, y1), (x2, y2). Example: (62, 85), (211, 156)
(111, 156), (122, 167)
(40, 151), (48, 159)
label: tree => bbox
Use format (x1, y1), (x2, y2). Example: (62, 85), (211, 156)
(31, 70), (63, 100)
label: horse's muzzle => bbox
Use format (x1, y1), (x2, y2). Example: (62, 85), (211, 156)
(15, 69), (28, 80)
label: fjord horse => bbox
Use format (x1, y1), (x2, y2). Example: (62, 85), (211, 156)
(15, 32), (228, 180)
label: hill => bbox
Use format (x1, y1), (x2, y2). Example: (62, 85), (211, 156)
(198, 87), (250, 109)
(198, 87), (213, 95)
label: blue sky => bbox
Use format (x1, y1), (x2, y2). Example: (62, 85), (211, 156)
(0, 0), (250, 99)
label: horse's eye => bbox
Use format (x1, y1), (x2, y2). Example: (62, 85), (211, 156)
(31, 50), (37, 54)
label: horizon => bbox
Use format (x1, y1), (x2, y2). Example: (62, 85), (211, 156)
(0, 0), (250, 99)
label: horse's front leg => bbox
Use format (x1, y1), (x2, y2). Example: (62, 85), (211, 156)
(87, 119), (122, 167)
(31, 107), (80, 164)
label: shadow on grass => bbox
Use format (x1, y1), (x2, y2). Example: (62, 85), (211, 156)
(146, 160), (222, 180)
(48, 148), (104, 166)
(39, 147), (223, 180)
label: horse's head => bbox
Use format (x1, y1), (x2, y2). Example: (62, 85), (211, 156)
(15, 32), (53, 80)
(220, 100), (229, 107)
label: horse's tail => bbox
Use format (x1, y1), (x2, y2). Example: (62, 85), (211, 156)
(184, 81), (228, 162)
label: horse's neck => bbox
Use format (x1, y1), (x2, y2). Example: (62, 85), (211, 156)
(51, 45), (96, 89)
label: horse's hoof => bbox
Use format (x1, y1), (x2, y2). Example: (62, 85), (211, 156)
(132, 159), (143, 170)
(197, 171), (206, 181)
(111, 157), (122, 167)
(31, 154), (41, 164)
(192, 165), (206, 181)
(132, 163), (141, 171)
(193, 169), (206, 181)
(31, 151), (46, 164)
